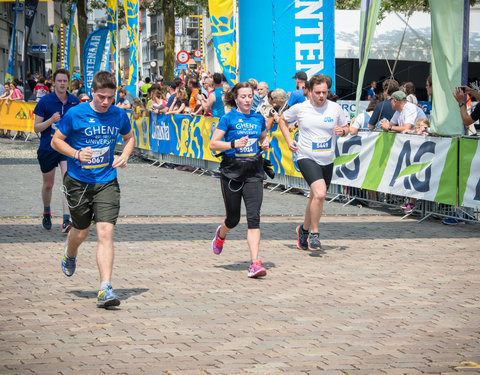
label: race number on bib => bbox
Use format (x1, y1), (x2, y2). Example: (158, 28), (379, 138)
(235, 138), (259, 158)
(82, 146), (110, 169)
(312, 137), (332, 152)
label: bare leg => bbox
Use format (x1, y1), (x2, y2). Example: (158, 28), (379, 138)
(218, 220), (231, 239)
(66, 227), (90, 257)
(305, 179), (327, 233)
(96, 222), (115, 282)
(41, 168), (56, 208)
(247, 228), (261, 260)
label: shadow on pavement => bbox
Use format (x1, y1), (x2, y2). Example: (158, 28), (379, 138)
(0, 220), (478, 244)
(214, 260), (276, 271)
(67, 288), (149, 301)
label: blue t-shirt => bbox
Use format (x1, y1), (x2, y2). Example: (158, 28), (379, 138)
(57, 103), (131, 184)
(367, 88), (376, 99)
(211, 88), (225, 118)
(33, 91), (80, 151)
(368, 99), (396, 127)
(216, 108), (266, 158)
(287, 89), (306, 107)
(166, 93), (176, 108)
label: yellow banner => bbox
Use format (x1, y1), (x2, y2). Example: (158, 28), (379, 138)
(208, 0), (237, 86)
(0, 100), (36, 132)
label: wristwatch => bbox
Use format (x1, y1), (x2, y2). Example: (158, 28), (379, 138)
(459, 102), (465, 107)
(388, 124), (392, 131)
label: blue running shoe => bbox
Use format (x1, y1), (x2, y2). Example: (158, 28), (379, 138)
(97, 285), (120, 308)
(61, 241), (76, 277)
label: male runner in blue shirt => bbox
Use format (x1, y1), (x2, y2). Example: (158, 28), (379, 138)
(51, 71), (134, 308)
(33, 69), (79, 232)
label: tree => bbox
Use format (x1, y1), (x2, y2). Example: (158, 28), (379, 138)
(143, 0), (208, 83)
(335, 0), (479, 18)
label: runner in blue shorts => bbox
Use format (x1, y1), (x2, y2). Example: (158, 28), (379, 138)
(279, 74), (349, 251)
(51, 71), (134, 308)
(33, 69), (79, 232)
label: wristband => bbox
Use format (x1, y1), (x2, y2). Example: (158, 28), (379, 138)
(231, 140), (235, 149)
(73, 150), (78, 160)
(342, 129), (346, 136)
(77, 149), (82, 161)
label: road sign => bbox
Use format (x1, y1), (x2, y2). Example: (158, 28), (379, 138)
(176, 50), (189, 64)
(32, 45), (47, 53)
(193, 49), (201, 58)
(176, 63), (188, 70)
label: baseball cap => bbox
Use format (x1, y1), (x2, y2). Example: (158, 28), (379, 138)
(390, 91), (407, 101)
(292, 71), (308, 81)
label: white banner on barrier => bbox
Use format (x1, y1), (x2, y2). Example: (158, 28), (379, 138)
(333, 132), (378, 188)
(377, 134), (453, 201)
(461, 141), (480, 208)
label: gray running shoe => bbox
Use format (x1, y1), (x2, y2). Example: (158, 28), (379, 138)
(296, 225), (309, 250)
(308, 232), (322, 251)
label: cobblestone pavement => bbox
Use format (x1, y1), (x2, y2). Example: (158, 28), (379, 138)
(1, 137), (480, 374)
(1, 215), (480, 375)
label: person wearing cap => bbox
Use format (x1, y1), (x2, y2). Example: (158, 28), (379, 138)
(166, 82), (177, 108)
(379, 90), (426, 133)
(287, 71), (308, 107)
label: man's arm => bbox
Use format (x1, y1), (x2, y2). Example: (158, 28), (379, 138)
(34, 112), (61, 133)
(112, 132), (134, 168)
(455, 87), (475, 126)
(51, 130), (93, 162)
(202, 93), (215, 113)
(278, 115), (298, 152)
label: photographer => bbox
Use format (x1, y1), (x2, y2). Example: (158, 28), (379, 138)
(454, 85), (480, 135)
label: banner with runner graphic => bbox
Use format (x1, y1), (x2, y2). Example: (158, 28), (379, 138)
(0, 100), (35, 132)
(459, 137), (480, 208)
(208, 0), (237, 86)
(123, 0), (139, 98)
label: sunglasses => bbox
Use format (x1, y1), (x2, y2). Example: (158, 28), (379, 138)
(80, 98), (90, 102)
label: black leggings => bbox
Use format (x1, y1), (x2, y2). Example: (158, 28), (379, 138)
(220, 176), (263, 230)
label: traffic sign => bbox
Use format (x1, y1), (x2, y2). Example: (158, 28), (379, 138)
(193, 49), (201, 58)
(176, 63), (188, 70)
(176, 50), (190, 64)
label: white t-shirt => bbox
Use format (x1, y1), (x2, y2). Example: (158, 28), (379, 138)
(351, 111), (371, 130)
(391, 101), (426, 127)
(283, 99), (347, 165)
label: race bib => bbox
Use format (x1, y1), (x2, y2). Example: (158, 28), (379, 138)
(312, 137), (332, 152)
(234, 138), (259, 158)
(82, 146), (110, 169)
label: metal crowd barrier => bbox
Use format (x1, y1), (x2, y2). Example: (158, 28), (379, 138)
(132, 146), (478, 224)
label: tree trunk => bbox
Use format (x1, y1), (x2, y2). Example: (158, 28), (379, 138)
(77, 0), (87, 73)
(163, 0), (175, 83)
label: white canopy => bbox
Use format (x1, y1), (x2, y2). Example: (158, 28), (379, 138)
(335, 9), (480, 62)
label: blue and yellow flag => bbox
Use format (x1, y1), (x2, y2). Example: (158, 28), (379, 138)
(208, 0), (236, 86)
(355, 0), (380, 116)
(5, 0), (20, 83)
(64, 2), (77, 71)
(68, 25), (77, 81)
(106, 0), (118, 75)
(123, 0), (139, 98)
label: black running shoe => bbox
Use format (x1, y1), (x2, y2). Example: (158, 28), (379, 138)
(296, 225), (309, 250)
(42, 211), (52, 230)
(308, 232), (322, 251)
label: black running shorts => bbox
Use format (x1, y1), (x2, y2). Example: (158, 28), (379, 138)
(63, 173), (121, 230)
(297, 158), (333, 188)
(37, 149), (67, 173)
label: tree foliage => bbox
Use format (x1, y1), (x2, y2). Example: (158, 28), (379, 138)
(335, 0), (480, 17)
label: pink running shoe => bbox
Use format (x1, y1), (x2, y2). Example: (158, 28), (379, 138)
(212, 225), (225, 255)
(248, 260), (267, 278)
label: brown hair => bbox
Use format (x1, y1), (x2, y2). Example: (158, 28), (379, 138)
(92, 71), (116, 91)
(223, 82), (253, 108)
(403, 82), (416, 96)
(53, 68), (70, 82)
(382, 79), (399, 95)
(308, 74), (332, 89)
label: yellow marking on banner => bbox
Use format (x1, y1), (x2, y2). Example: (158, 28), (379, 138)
(0, 100), (35, 132)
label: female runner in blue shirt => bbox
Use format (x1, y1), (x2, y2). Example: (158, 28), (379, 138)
(209, 82), (270, 278)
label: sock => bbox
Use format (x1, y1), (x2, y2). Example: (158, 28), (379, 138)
(63, 214), (70, 222)
(301, 225), (309, 233)
(100, 281), (111, 290)
(43, 206), (51, 214)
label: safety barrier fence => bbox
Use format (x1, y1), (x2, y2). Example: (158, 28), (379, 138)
(2, 99), (478, 223)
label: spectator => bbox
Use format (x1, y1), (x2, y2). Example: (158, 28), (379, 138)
(255, 81), (269, 114)
(0, 82), (11, 138)
(188, 78), (201, 113)
(78, 93), (90, 103)
(140, 77), (152, 99)
(26, 72), (37, 92)
(165, 82), (177, 107)
(131, 97), (146, 120)
(402, 82), (418, 105)
(116, 88), (132, 110)
(150, 89), (168, 115)
(454, 85), (480, 134)
(70, 79), (80, 97)
(413, 118), (430, 135)
(77, 78), (86, 96)
(201, 73), (225, 118)
(379, 91), (426, 133)
(368, 78), (399, 130)
(34, 76), (49, 102)
(265, 89), (288, 130)
(350, 99), (378, 135)
(248, 78), (260, 111)
(167, 87), (189, 114)
(287, 71), (307, 107)
(6, 81), (23, 105)
(367, 81), (376, 100)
